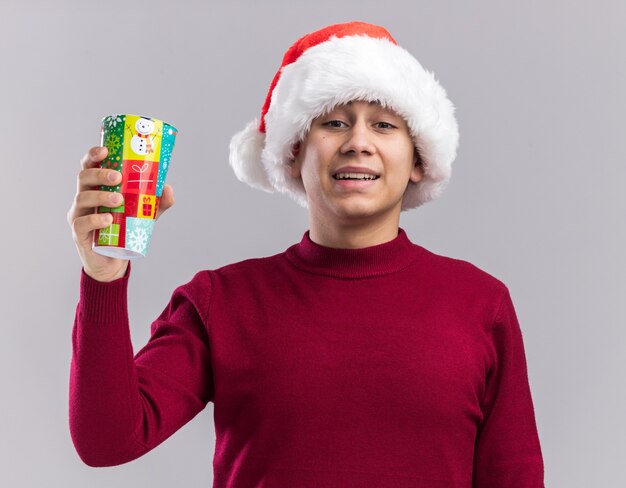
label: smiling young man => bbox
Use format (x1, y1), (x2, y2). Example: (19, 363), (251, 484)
(69, 21), (545, 487)
(289, 100), (424, 249)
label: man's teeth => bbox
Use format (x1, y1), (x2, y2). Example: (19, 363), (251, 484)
(334, 173), (379, 180)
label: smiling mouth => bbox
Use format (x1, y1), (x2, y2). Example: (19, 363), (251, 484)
(333, 173), (380, 180)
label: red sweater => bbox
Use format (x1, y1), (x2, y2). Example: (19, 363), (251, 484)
(70, 229), (544, 487)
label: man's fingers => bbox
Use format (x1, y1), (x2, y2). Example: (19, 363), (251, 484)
(71, 212), (113, 247)
(77, 167), (122, 193)
(75, 189), (124, 211)
(80, 146), (108, 170)
(75, 148), (173, 228)
(67, 189), (121, 227)
(156, 184), (174, 220)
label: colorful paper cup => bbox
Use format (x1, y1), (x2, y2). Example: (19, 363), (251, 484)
(93, 114), (178, 259)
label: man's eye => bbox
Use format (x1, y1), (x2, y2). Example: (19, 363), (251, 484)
(375, 122), (396, 129)
(324, 120), (347, 128)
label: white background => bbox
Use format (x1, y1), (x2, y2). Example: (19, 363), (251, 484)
(1, 1), (624, 486)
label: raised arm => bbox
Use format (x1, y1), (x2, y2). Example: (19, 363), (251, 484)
(67, 146), (214, 466)
(69, 267), (214, 466)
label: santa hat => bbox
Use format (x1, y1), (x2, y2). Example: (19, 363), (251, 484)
(229, 21), (459, 210)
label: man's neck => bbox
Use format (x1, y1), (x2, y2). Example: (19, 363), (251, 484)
(307, 214), (401, 249)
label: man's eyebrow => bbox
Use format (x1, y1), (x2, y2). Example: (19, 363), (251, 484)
(345, 100), (380, 106)
(327, 100), (395, 116)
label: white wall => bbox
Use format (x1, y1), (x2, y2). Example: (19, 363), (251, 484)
(1, 0), (624, 486)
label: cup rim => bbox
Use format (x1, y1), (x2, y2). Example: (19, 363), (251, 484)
(101, 114), (178, 132)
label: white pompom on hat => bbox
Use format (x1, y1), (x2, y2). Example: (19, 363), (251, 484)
(229, 21), (459, 210)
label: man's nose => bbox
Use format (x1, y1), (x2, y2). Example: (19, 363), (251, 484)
(340, 121), (376, 155)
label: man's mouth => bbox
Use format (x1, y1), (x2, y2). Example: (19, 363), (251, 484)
(333, 173), (380, 181)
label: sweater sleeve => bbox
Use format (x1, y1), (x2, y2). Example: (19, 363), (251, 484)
(69, 264), (214, 467)
(472, 287), (545, 487)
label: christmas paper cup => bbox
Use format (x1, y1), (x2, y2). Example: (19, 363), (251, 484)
(93, 114), (178, 259)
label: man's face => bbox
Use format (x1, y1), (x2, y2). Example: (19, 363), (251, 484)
(290, 100), (423, 227)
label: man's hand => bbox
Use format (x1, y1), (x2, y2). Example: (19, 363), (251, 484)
(67, 146), (174, 282)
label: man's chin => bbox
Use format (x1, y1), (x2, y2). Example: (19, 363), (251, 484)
(332, 203), (397, 224)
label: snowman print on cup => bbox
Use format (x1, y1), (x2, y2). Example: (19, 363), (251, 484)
(127, 117), (160, 156)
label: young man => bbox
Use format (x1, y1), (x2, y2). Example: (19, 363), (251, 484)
(68, 22), (544, 487)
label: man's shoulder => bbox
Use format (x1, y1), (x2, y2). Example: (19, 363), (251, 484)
(415, 243), (508, 294)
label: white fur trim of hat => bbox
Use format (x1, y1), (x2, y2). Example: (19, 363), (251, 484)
(229, 21), (459, 210)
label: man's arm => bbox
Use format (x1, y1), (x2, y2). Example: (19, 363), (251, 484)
(69, 266), (214, 467)
(472, 287), (545, 487)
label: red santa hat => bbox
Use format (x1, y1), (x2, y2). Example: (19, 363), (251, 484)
(229, 21), (459, 210)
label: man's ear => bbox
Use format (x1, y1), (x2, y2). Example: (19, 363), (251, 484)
(289, 143), (301, 178)
(409, 148), (424, 183)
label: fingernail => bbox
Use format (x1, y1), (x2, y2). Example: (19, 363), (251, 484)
(110, 193), (123, 205)
(102, 213), (112, 224)
(107, 171), (119, 182)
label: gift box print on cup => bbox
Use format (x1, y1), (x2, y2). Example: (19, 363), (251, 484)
(93, 114), (178, 259)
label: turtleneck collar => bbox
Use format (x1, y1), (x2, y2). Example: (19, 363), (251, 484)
(285, 227), (421, 279)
